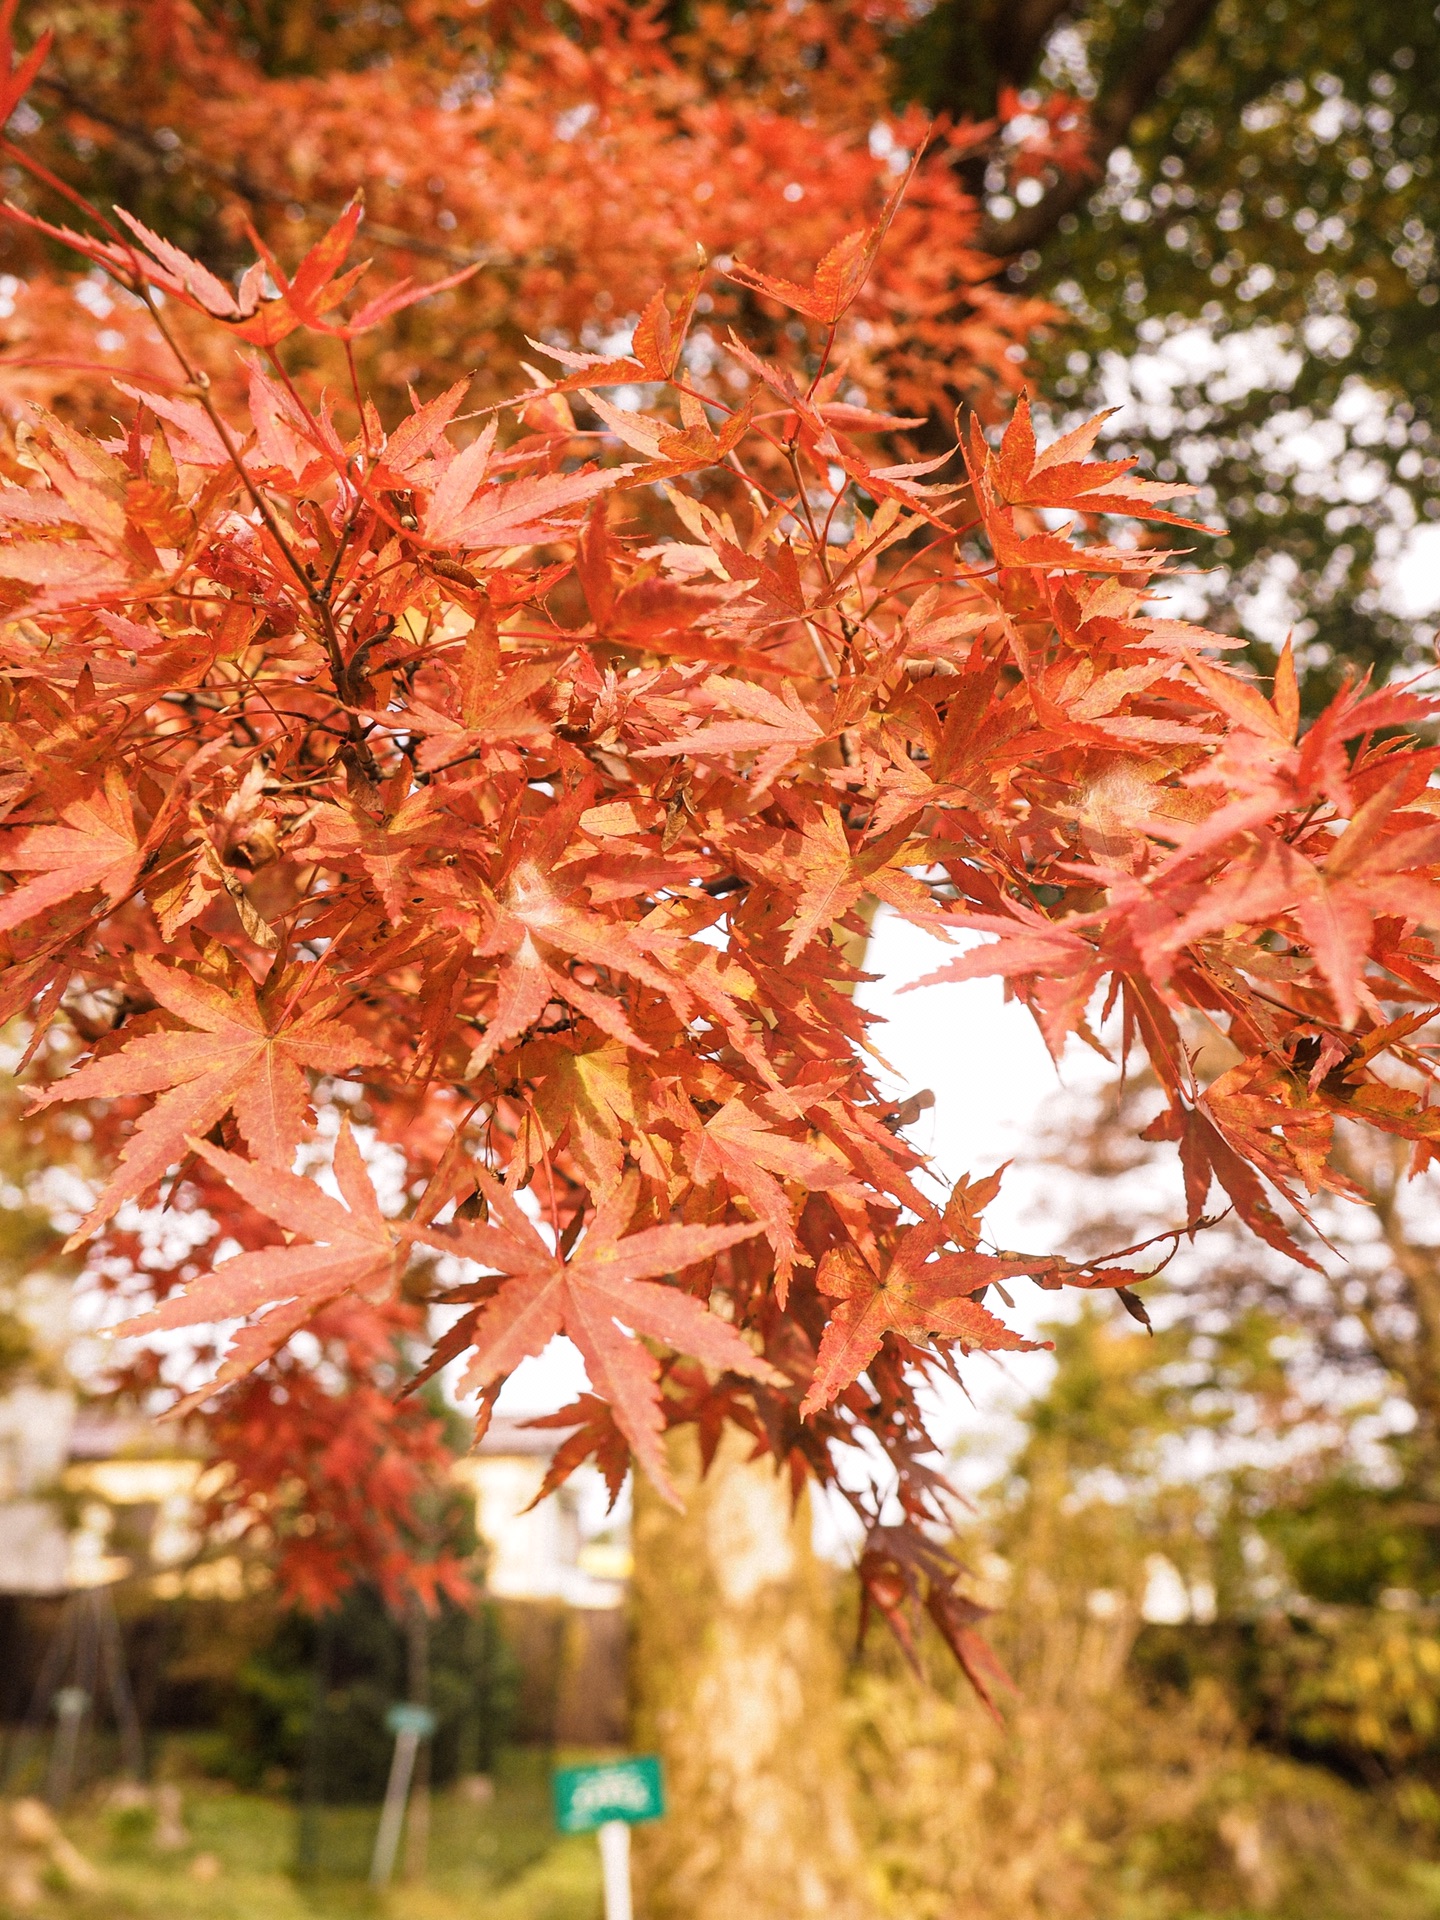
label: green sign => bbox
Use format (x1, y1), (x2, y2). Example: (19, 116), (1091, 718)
(385, 1703), (437, 1738)
(553, 1756), (665, 1834)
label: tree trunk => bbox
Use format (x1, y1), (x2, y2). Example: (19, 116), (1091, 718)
(629, 1425), (872, 1920)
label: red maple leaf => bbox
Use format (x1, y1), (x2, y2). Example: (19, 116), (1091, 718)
(31, 956), (382, 1240)
(113, 1122), (400, 1412)
(801, 1226), (1042, 1417)
(411, 1171), (783, 1500)
(522, 1395), (633, 1510)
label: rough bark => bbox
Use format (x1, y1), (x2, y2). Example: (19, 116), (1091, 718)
(629, 1426), (872, 1920)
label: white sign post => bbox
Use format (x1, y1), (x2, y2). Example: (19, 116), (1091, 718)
(597, 1818), (633, 1920)
(552, 1755), (664, 1920)
(369, 1703), (436, 1889)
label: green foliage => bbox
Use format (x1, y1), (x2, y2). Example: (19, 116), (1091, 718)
(103, 1800), (157, 1857)
(896, 0), (1440, 701)
(888, 0), (1016, 124)
(1038, 0), (1437, 696)
(1260, 1478), (1440, 1610)
(14, 1767), (602, 1919)
(1018, 1307), (1192, 1471)
(1025, 1309), (1440, 1784)
(0, 1036), (85, 1390)
(195, 1585), (518, 1798)
(0, 1304), (33, 1386)
(842, 1305), (1440, 1915)
(1266, 1608), (1440, 1772)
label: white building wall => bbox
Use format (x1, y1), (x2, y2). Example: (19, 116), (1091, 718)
(451, 1453), (625, 1609)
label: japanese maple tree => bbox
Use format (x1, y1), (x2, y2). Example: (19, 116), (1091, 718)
(2, 6), (1440, 1660)
(0, 0), (1047, 438)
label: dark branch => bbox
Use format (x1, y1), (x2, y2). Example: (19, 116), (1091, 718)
(988, 0), (1077, 88)
(909, 0), (1076, 125)
(980, 0), (1222, 256)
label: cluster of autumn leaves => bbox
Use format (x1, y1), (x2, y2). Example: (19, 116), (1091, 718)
(0, 0), (1044, 441)
(1, 5), (1439, 1659)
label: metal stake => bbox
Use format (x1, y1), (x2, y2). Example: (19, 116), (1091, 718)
(369, 1725), (421, 1888)
(45, 1687), (90, 1808)
(369, 1702), (434, 1889)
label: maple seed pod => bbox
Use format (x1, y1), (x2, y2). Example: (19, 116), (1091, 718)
(1116, 1288), (1153, 1331)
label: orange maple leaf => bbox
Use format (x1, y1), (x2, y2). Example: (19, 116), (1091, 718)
(725, 146), (922, 325)
(0, 768), (142, 933)
(801, 1227), (1041, 1418)
(5, 195), (478, 347)
(32, 956), (383, 1241)
(986, 393), (1218, 532)
(411, 1171), (782, 1500)
(688, 1091), (849, 1300)
(113, 1123), (400, 1411)
(415, 419), (628, 549)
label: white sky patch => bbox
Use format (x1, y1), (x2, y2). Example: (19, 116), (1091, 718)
(850, 912), (1121, 1481)
(1086, 329), (1439, 652)
(491, 1336), (592, 1416)
(1100, 323), (1302, 423)
(1389, 522), (1440, 618)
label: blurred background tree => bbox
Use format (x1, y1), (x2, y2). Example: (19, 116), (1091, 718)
(845, 1305), (1440, 1920)
(893, 0), (1440, 701)
(8, 0), (1431, 692)
(0, 0), (1034, 428)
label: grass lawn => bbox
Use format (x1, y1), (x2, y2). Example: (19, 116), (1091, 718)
(3, 1751), (602, 1920)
